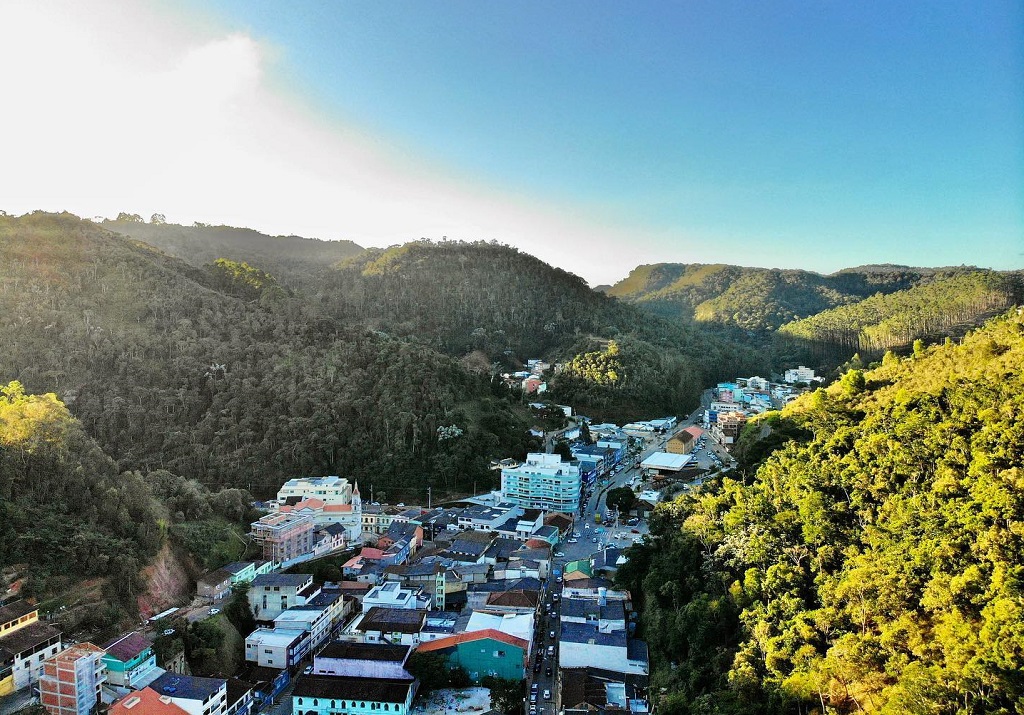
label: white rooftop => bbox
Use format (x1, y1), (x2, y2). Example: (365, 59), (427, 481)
(466, 611), (534, 643)
(640, 452), (692, 471)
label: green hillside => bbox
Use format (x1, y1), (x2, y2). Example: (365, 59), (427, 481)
(101, 216), (363, 289)
(0, 213), (531, 497)
(776, 269), (1024, 359)
(618, 309), (1024, 714)
(607, 263), (944, 332)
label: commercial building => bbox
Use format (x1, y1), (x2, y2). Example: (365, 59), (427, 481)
(274, 477), (363, 541)
(784, 366), (817, 384)
(500, 453), (582, 513)
(110, 687), (190, 715)
(312, 643), (412, 679)
(292, 676), (418, 715)
(415, 629), (528, 682)
(665, 426), (703, 454)
(38, 643), (106, 715)
(250, 513), (314, 565)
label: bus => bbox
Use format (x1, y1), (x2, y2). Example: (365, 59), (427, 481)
(148, 607), (179, 623)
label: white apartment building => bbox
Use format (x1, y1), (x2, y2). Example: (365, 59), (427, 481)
(500, 453), (582, 513)
(784, 366), (817, 384)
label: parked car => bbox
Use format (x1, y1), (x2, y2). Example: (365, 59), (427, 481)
(544, 689), (552, 701)
(554, 551), (565, 557)
(549, 630), (556, 640)
(567, 538), (578, 544)
(303, 665), (313, 675)
(161, 629), (175, 636)
(208, 608), (220, 615)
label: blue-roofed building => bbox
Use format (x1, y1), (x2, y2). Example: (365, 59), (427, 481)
(149, 672), (227, 715)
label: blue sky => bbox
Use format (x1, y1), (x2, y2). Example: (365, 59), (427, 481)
(2, 1), (1021, 283)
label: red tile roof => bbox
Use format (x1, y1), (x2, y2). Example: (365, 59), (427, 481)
(415, 628), (528, 654)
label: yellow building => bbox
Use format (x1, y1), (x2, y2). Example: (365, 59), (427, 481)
(0, 600), (63, 695)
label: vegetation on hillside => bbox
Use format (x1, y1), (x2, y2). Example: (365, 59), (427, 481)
(618, 310), (1024, 714)
(606, 263), (938, 332)
(776, 270), (1023, 360)
(0, 214), (532, 498)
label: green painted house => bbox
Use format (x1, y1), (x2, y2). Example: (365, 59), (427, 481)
(101, 632), (158, 688)
(416, 629), (528, 682)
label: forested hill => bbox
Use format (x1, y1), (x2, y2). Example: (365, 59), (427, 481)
(318, 241), (767, 419)
(0, 213), (533, 497)
(776, 269), (1024, 359)
(618, 309), (1024, 714)
(605, 262), (951, 331)
(101, 215), (363, 289)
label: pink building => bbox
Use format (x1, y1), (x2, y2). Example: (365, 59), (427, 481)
(250, 513), (314, 564)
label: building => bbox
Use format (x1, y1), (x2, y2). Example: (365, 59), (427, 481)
(560, 667), (650, 715)
(244, 629), (309, 669)
(101, 632), (160, 689)
(415, 629), (528, 682)
(639, 452), (693, 479)
(784, 365), (817, 384)
(715, 411), (748, 445)
(274, 477), (362, 541)
(38, 643), (106, 715)
(665, 426), (703, 455)
(558, 591), (647, 677)
(271, 590), (349, 654)
(197, 568), (235, 603)
(354, 608), (427, 646)
(224, 678), (255, 715)
(0, 600), (62, 693)
(361, 582), (430, 613)
(149, 673), (228, 715)
(248, 574), (317, 623)
(292, 676), (418, 715)
(500, 453), (582, 513)
(312, 643), (413, 679)
(110, 688), (190, 715)
(250, 513), (314, 565)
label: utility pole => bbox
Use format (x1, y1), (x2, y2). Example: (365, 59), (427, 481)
(427, 486), (432, 510)
(370, 484), (374, 503)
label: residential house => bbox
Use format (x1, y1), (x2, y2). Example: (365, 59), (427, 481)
(197, 568), (235, 603)
(382, 563), (447, 610)
(148, 673), (228, 715)
(244, 629), (308, 669)
(361, 582), (430, 613)
(38, 643), (106, 715)
(101, 632), (160, 689)
(224, 678), (255, 715)
(248, 574), (317, 623)
(312, 524), (348, 557)
(560, 667), (650, 715)
(0, 600), (62, 693)
(272, 590), (349, 653)
(109, 688), (190, 715)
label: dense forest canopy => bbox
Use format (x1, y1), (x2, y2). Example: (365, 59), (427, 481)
(618, 309), (1024, 715)
(605, 262), (986, 333)
(776, 270), (1024, 360)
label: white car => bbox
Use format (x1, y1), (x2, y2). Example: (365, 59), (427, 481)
(161, 629), (175, 636)
(209, 608), (220, 615)
(554, 551), (565, 557)
(567, 538), (578, 544)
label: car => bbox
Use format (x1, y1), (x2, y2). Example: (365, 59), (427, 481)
(554, 551), (565, 557)
(567, 538), (578, 544)
(534, 661), (541, 672)
(592, 537), (598, 543)
(530, 693), (537, 703)
(627, 518), (639, 526)
(208, 608), (220, 615)
(161, 629), (175, 636)
(546, 645), (555, 657)
(631, 528), (640, 533)
(531, 683), (539, 692)
(572, 531), (580, 538)
(552, 593), (559, 602)
(544, 689), (552, 701)
(549, 630), (556, 640)
(303, 665), (313, 675)
(556, 576), (562, 583)
(530, 707), (537, 715)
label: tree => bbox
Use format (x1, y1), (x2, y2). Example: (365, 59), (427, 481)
(407, 651), (451, 693)
(150, 213), (167, 224)
(606, 486), (637, 515)
(481, 676), (525, 715)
